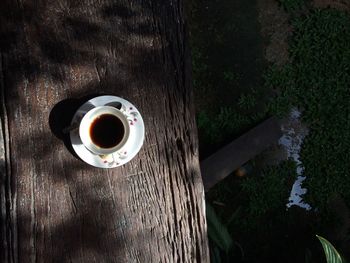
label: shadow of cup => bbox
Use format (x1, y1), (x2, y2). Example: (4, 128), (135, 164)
(49, 94), (103, 159)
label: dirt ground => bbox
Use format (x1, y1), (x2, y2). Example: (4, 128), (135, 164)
(257, 0), (350, 66)
(313, 0), (350, 11)
(257, 0), (291, 66)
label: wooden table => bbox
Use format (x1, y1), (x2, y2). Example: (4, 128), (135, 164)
(0, 0), (209, 262)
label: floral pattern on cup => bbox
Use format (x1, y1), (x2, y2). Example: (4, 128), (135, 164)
(99, 150), (128, 167)
(119, 105), (139, 126)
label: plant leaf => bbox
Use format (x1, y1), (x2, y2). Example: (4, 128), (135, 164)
(316, 235), (343, 263)
(210, 245), (222, 263)
(206, 203), (233, 253)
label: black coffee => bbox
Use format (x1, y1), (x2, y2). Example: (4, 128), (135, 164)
(89, 114), (125, 148)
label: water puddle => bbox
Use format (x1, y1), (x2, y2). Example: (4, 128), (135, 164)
(279, 108), (311, 210)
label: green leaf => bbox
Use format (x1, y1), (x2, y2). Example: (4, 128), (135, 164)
(316, 235), (343, 263)
(226, 207), (241, 226)
(206, 203), (233, 253)
(210, 245), (222, 263)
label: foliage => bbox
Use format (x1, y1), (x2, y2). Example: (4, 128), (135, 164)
(190, 0), (268, 157)
(197, 83), (268, 147)
(266, 9), (350, 211)
(206, 203), (233, 253)
(241, 160), (296, 219)
(191, 0), (350, 261)
(238, 92), (257, 111)
(191, 47), (209, 91)
(223, 71), (239, 83)
(316, 235), (344, 263)
(207, 160), (300, 260)
(264, 65), (296, 118)
(206, 203), (234, 263)
(279, 0), (307, 12)
(196, 104), (268, 148)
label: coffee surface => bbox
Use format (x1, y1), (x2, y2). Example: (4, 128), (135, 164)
(89, 114), (125, 148)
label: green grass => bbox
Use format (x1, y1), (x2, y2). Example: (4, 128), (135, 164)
(266, 9), (350, 212)
(241, 160), (296, 220)
(196, 103), (267, 147)
(279, 0), (307, 12)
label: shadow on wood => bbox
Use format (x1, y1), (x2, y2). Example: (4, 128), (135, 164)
(0, 0), (209, 262)
(48, 95), (105, 159)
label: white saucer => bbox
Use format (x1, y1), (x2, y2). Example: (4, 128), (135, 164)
(70, 96), (145, 168)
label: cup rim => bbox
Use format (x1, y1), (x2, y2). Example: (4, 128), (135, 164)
(79, 106), (130, 155)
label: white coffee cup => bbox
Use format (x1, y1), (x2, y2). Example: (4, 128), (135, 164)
(79, 106), (130, 158)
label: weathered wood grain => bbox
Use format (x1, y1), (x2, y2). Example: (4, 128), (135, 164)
(0, 0), (209, 262)
(1, 53), (16, 263)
